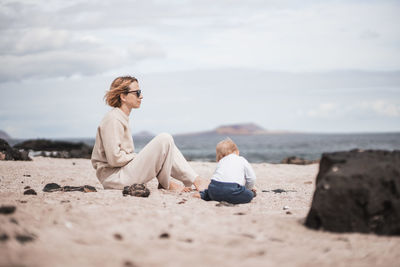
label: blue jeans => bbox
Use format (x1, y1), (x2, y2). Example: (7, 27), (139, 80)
(200, 180), (254, 204)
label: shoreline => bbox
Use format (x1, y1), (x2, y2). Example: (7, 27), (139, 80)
(0, 157), (399, 267)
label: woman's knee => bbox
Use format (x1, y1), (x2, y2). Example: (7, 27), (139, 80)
(154, 132), (174, 147)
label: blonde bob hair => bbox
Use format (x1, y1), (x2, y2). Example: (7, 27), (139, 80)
(216, 138), (239, 162)
(104, 76), (138, 107)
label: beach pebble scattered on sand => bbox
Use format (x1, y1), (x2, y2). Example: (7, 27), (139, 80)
(24, 189), (37, 195)
(0, 233), (9, 242)
(283, 206), (290, 210)
(0, 205), (16, 214)
(159, 232), (170, 239)
(15, 233), (36, 244)
(114, 233), (123, 241)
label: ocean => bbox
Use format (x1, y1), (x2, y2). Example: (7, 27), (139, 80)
(7, 132), (400, 163)
(64, 132), (400, 163)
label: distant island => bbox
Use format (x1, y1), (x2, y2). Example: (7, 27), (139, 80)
(176, 123), (293, 136)
(0, 130), (11, 140)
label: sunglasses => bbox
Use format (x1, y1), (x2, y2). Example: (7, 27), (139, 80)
(127, 89), (142, 97)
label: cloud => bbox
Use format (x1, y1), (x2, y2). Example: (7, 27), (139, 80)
(0, 27), (165, 81)
(361, 100), (400, 117)
(301, 99), (400, 120)
(305, 103), (337, 118)
(1, 0), (400, 82)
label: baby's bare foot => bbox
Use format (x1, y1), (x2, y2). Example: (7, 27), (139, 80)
(193, 176), (209, 191)
(192, 192), (201, 198)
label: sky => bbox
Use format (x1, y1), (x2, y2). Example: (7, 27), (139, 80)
(0, 0), (399, 138)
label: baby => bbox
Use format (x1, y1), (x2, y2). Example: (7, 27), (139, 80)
(195, 138), (257, 204)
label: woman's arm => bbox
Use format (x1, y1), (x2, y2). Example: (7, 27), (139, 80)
(100, 118), (135, 167)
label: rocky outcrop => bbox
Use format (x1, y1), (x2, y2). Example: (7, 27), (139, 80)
(214, 123), (266, 135)
(280, 156), (319, 165)
(305, 149), (400, 235)
(0, 139), (31, 161)
(14, 139), (92, 159)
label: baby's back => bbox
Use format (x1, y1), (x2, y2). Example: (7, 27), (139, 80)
(211, 153), (249, 186)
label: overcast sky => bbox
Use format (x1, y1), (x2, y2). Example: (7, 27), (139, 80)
(0, 0), (399, 138)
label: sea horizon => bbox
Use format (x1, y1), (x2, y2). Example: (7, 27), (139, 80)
(5, 132), (400, 164)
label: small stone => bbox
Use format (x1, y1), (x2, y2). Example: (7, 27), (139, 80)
(286, 211), (292, 215)
(24, 189), (37, 195)
(123, 260), (137, 267)
(0, 205), (16, 214)
(272, 189), (286, 193)
(283, 206), (290, 210)
(122, 184), (150, 197)
(72, 162), (76, 165)
(177, 199), (187, 204)
(234, 212), (246, 215)
(0, 233), (9, 242)
(114, 233), (123, 240)
(159, 232), (170, 239)
(23, 174), (31, 177)
(82, 185), (97, 192)
(15, 233), (36, 244)
(43, 183), (61, 192)
(24, 186), (31, 189)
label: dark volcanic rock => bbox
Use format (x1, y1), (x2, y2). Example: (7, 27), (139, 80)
(281, 156), (319, 165)
(305, 149), (400, 235)
(23, 189), (37, 195)
(15, 233), (36, 244)
(0, 233), (9, 242)
(14, 139), (92, 159)
(123, 184), (150, 197)
(43, 183), (62, 192)
(43, 183), (97, 193)
(0, 139), (31, 161)
(0, 205), (16, 214)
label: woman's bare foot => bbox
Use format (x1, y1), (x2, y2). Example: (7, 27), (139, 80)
(167, 180), (185, 192)
(193, 176), (209, 191)
(182, 187), (192, 192)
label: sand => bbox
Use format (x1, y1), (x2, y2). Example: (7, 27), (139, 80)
(0, 157), (399, 267)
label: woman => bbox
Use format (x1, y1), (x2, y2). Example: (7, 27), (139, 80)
(91, 76), (206, 191)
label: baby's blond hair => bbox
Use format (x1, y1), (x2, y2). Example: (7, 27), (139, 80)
(216, 138), (239, 162)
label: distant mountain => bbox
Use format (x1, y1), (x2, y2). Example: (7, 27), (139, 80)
(176, 123), (292, 136)
(133, 131), (155, 137)
(214, 123), (266, 135)
(0, 130), (11, 140)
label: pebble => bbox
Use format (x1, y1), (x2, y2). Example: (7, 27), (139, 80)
(159, 232), (170, 239)
(0, 205), (16, 215)
(15, 233), (36, 244)
(24, 189), (37, 195)
(114, 233), (123, 241)
(283, 206), (290, 210)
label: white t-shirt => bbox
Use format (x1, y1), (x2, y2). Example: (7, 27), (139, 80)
(211, 153), (256, 189)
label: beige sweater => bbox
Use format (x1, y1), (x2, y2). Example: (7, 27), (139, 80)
(91, 108), (136, 181)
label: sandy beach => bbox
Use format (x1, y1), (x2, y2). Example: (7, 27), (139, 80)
(0, 157), (399, 267)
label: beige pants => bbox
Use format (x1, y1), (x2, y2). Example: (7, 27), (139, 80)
(102, 133), (198, 189)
